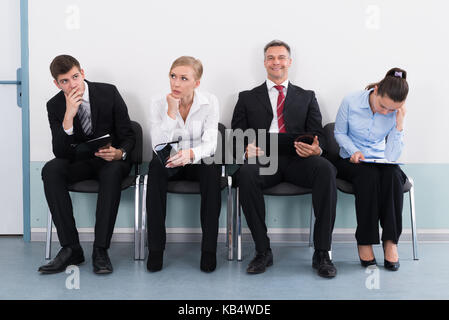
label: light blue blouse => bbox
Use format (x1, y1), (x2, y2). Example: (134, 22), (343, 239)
(334, 89), (404, 161)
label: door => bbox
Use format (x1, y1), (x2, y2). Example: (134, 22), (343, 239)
(0, 0), (23, 234)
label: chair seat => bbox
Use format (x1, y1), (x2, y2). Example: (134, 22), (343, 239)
(337, 178), (412, 194)
(167, 177), (228, 194)
(68, 175), (137, 193)
(263, 182), (312, 196)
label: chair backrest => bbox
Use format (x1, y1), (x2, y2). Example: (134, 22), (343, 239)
(218, 122), (226, 164)
(323, 122), (340, 164)
(129, 120), (143, 166)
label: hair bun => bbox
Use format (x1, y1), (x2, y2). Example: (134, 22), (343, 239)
(386, 67), (407, 80)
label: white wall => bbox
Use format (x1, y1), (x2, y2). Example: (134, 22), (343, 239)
(29, 0), (449, 163)
(0, 0), (23, 234)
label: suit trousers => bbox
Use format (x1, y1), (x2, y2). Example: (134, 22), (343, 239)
(335, 158), (407, 245)
(237, 155), (337, 253)
(146, 156), (222, 253)
(42, 157), (131, 249)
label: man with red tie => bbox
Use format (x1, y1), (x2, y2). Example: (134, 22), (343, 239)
(231, 40), (337, 278)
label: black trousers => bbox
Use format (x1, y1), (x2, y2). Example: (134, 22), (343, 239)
(335, 158), (407, 245)
(146, 156), (222, 253)
(41, 157), (131, 249)
(237, 155), (337, 253)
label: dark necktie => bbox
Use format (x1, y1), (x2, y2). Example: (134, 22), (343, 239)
(78, 103), (92, 136)
(274, 85), (286, 133)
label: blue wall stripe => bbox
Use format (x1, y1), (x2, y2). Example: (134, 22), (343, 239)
(30, 162), (449, 230)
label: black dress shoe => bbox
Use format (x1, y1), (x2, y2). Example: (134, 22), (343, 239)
(38, 246), (84, 274)
(312, 250), (337, 278)
(246, 249), (273, 274)
(147, 250), (164, 272)
(384, 259), (400, 271)
(92, 247), (113, 274)
(200, 251), (216, 273)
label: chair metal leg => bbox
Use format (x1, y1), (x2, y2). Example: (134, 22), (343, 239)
(309, 204), (315, 248)
(140, 174), (148, 260)
(227, 176), (234, 261)
(236, 187), (242, 261)
(223, 167), (229, 250)
(45, 208), (52, 260)
(408, 178), (418, 260)
(134, 175), (141, 260)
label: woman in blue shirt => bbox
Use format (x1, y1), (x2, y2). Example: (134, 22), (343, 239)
(334, 68), (408, 271)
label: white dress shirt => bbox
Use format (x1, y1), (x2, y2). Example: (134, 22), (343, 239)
(64, 80), (91, 135)
(148, 90), (219, 164)
(266, 79), (289, 133)
(265, 78), (322, 156)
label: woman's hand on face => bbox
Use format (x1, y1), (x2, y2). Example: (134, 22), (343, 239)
(350, 151), (365, 164)
(166, 149), (193, 168)
(396, 105), (406, 131)
(166, 93), (180, 119)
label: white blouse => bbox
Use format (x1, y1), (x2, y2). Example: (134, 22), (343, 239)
(148, 90), (220, 164)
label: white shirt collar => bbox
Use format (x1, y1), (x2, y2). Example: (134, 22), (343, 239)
(82, 80), (90, 104)
(192, 89), (208, 106)
(266, 78), (289, 91)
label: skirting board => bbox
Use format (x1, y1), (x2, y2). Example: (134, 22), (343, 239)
(31, 228), (449, 243)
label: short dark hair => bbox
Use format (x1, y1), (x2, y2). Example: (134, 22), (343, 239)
(264, 40), (291, 57)
(49, 55), (81, 80)
(366, 67), (409, 102)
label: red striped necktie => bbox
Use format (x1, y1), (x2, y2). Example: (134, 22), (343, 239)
(274, 85), (286, 133)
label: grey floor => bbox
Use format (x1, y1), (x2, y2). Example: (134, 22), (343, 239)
(0, 236), (448, 300)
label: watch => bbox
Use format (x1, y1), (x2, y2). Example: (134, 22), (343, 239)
(120, 148), (127, 161)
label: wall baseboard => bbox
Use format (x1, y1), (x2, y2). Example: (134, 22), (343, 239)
(31, 227), (449, 243)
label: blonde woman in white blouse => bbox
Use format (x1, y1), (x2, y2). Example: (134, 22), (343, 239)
(146, 56), (221, 273)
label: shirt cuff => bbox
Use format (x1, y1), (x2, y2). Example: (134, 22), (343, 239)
(391, 126), (405, 139)
(63, 125), (74, 135)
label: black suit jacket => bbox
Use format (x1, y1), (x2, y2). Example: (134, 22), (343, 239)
(231, 82), (326, 158)
(46, 80), (135, 161)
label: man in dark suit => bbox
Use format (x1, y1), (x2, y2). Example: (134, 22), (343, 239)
(231, 40), (337, 278)
(38, 55), (135, 274)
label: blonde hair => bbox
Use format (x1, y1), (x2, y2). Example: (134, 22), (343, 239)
(169, 56), (203, 80)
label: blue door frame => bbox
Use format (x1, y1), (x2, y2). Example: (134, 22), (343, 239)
(21, 0), (30, 242)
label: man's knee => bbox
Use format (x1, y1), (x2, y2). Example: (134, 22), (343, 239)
(98, 161), (128, 182)
(313, 157), (337, 179)
(237, 164), (260, 186)
(41, 158), (69, 181)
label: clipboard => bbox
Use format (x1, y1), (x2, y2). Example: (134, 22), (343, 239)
(258, 132), (317, 156)
(153, 139), (181, 177)
(74, 134), (112, 160)
(360, 158), (404, 165)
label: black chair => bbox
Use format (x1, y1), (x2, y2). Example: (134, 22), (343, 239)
(319, 122), (418, 260)
(234, 182), (314, 261)
(140, 123), (233, 260)
(45, 120), (143, 260)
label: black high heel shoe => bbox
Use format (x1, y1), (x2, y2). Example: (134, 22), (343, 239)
(383, 242), (400, 271)
(358, 245), (377, 267)
(384, 259), (400, 271)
